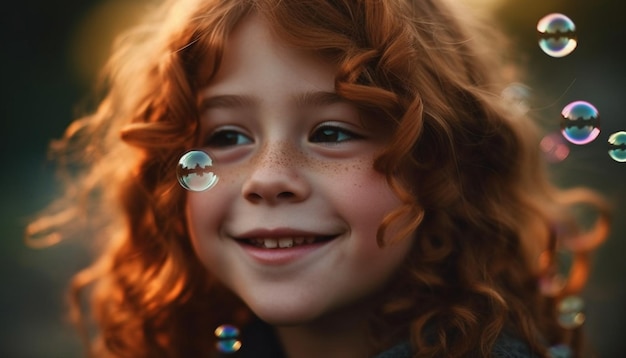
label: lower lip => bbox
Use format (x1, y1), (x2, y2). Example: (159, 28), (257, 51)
(235, 240), (334, 266)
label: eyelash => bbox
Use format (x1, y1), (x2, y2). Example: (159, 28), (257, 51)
(203, 129), (252, 148)
(203, 124), (361, 148)
(309, 125), (361, 143)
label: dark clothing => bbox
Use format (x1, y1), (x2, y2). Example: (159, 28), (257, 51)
(229, 319), (567, 358)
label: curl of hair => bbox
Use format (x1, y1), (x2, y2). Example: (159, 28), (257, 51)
(27, 0), (610, 357)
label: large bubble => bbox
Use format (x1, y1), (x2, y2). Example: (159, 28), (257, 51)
(560, 101), (600, 145)
(537, 13), (577, 58)
(177, 150), (219, 192)
(608, 131), (626, 162)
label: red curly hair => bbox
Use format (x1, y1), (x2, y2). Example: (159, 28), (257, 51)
(27, 0), (610, 357)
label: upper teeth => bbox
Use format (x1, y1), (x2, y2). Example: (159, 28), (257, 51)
(249, 237), (315, 249)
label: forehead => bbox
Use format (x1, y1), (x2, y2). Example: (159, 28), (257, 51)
(203, 13), (337, 98)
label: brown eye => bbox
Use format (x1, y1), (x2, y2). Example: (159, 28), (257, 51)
(309, 126), (359, 143)
(205, 130), (252, 148)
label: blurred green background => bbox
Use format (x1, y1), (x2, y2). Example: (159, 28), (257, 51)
(1, 0), (624, 356)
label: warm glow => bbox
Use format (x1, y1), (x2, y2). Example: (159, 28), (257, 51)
(459, 0), (505, 8)
(69, 0), (152, 84)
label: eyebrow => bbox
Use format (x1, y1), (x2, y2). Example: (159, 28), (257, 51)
(199, 91), (345, 111)
(200, 94), (256, 110)
(293, 91), (345, 107)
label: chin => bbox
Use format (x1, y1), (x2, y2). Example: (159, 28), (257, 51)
(246, 301), (328, 326)
(247, 308), (319, 326)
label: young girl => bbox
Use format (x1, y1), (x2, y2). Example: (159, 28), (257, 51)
(27, 0), (610, 357)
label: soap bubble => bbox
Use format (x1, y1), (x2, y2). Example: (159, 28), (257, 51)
(177, 150), (219, 192)
(608, 131), (626, 162)
(540, 132), (570, 163)
(214, 324), (241, 354)
(537, 13), (577, 58)
(215, 324), (240, 339)
(216, 340), (242, 354)
(560, 101), (600, 145)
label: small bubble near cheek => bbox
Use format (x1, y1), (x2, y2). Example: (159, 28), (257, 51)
(177, 150), (219, 191)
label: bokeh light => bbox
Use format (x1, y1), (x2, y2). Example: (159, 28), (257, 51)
(557, 295), (586, 329)
(540, 132), (570, 163)
(501, 82), (532, 117)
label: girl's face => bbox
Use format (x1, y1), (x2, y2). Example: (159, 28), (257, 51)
(186, 14), (414, 325)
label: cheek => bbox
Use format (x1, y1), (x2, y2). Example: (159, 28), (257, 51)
(323, 164), (406, 249)
(185, 166), (242, 232)
(185, 189), (230, 263)
(186, 192), (243, 290)
(187, 193), (219, 231)
(186, 198), (212, 263)
(328, 165), (401, 223)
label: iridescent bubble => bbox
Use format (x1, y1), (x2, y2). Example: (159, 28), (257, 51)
(214, 324), (241, 354)
(537, 13), (577, 58)
(216, 339), (242, 354)
(540, 132), (570, 163)
(560, 101), (600, 145)
(608, 131), (626, 162)
(176, 150), (218, 192)
(557, 295), (585, 329)
(214, 324), (240, 339)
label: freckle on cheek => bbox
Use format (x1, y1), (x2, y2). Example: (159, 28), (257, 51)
(230, 141), (376, 177)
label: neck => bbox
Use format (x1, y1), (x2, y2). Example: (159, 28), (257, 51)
(275, 307), (372, 358)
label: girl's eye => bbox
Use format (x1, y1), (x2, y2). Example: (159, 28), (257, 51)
(309, 126), (359, 143)
(204, 129), (252, 148)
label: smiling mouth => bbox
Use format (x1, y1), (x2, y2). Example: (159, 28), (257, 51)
(239, 236), (337, 249)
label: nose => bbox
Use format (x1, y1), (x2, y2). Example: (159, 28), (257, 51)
(241, 142), (311, 205)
